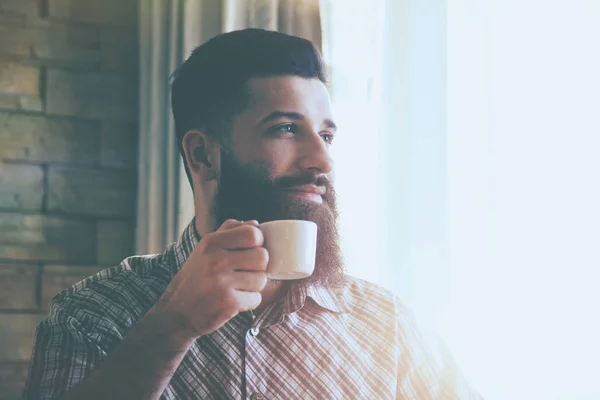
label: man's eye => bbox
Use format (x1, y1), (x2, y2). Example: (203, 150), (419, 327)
(321, 133), (334, 144)
(274, 124), (297, 134)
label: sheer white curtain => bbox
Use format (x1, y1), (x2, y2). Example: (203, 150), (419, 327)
(445, 1), (600, 399)
(326, 0), (600, 399)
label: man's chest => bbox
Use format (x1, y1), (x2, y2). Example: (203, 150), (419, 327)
(161, 314), (397, 400)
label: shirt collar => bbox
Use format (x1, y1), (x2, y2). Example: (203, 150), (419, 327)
(172, 219), (350, 314)
(170, 218), (200, 272)
(306, 284), (351, 313)
(284, 281), (351, 314)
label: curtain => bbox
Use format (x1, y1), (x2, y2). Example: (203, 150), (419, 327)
(137, 0), (322, 254)
(222, 0), (320, 43)
(137, 0), (181, 254)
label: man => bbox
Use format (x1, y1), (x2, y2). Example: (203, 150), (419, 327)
(23, 29), (480, 399)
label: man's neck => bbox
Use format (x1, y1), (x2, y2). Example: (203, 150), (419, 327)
(255, 281), (289, 313)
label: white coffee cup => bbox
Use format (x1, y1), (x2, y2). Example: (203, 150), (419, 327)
(259, 220), (317, 280)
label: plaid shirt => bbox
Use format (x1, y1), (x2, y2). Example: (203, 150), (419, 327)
(23, 220), (481, 400)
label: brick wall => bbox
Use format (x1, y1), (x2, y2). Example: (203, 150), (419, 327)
(0, 1), (138, 398)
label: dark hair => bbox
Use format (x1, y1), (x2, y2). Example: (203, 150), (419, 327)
(170, 28), (327, 187)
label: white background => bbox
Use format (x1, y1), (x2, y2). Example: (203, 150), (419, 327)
(326, 0), (600, 398)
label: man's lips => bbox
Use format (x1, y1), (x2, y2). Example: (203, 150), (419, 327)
(284, 185), (326, 203)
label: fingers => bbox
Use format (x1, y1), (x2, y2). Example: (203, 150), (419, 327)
(235, 291), (262, 312)
(228, 247), (269, 272)
(217, 219), (258, 232)
(231, 271), (268, 292)
(210, 224), (264, 250)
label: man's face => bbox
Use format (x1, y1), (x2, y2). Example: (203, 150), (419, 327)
(213, 76), (345, 287)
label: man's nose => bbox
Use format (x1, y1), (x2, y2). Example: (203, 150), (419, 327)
(297, 131), (334, 175)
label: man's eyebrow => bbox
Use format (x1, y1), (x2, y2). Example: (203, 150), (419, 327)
(324, 119), (338, 131)
(259, 111), (338, 131)
(259, 111), (304, 125)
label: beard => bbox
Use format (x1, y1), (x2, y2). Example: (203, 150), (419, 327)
(214, 150), (346, 289)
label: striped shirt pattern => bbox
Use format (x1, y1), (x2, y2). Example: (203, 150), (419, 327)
(23, 220), (481, 399)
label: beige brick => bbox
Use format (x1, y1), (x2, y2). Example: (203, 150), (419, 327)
(17, 94), (42, 111)
(99, 121), (137, 168)
(0, 313), (44, 361)
(0, 12), (25, 26)
(0, 361), (29, 400)
(35, 21), (99, 43)
(0, 61), (41, 111)
(0, 112), (99, 164)
(100, 27), (137, 73)
(97, 220), (134, 264)
(0, 25), (32, 57)
(0, 94), (42, 112)
(48, 0), (137, 27)
(0, 163), (43, 210)
(0, 61), (39, 97)
(32, 24), (100, 69)
(0, 94), (17, 109)
(45, 69), (137, 122)
(48, 167), (136, 217)
(0, 23), (100, 69)
(0, 213), (96, 263)
(0, 264), (37, 310)
(0, 0), (39, 16)
(41, 265), (106, 310)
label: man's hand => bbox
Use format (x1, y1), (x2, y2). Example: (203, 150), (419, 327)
(148, 219), (269, 341)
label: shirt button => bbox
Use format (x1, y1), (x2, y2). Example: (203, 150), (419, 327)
(250, 392), (264, 400)
(250, 327), (260, 336)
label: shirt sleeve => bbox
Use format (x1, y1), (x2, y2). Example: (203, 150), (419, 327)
(21, 311), (108, 400)
(395, 302), (483, 400)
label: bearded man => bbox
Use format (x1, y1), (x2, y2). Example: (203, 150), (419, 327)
(23, 29), (480, 400)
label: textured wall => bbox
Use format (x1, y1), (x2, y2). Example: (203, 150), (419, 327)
(0, 0), (138, 398)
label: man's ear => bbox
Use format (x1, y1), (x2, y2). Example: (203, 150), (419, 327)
(181, 130), (218, 182)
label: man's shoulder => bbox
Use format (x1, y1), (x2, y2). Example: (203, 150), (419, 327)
(49, 252), (173, 326)
(344, 275), (399, 302)
(341, 276), (405, 319)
